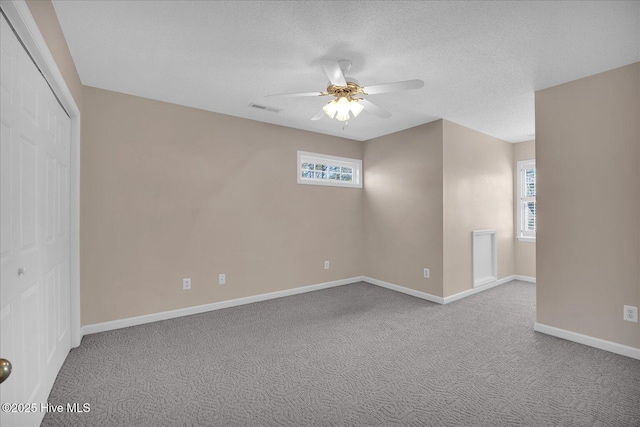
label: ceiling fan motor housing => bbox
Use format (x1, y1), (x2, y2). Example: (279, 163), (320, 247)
(326, 82), (366, 99)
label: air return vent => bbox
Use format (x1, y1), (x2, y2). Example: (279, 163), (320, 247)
(249, 103), (281, 113)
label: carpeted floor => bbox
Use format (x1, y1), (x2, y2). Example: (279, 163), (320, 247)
(42, 281), (640, 426)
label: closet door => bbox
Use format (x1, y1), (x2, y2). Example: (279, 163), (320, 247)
(1, 13), (71, 427)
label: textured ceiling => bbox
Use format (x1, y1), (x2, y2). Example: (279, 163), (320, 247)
(52, 1), (640, 142)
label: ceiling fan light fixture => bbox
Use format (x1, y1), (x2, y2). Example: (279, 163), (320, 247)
(324, 97), (361, 121)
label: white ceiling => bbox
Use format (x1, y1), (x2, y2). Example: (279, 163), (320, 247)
(52, 1), (640, 142)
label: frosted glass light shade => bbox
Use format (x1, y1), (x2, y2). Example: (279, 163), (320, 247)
(322, 101), (337, 118)
(335, 97), (351, 121)
(349, 100), (364, 117)
(335, 110), (350, 121)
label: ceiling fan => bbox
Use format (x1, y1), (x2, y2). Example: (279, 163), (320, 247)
(267, 60), (424, 122)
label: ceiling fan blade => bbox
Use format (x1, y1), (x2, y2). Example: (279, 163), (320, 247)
(363, 79), (424, 95)
(311, 107), (326, 121)
(320, 60), (347, 87)
(359, 98), (392, 119)
(267, 91), (324, 98)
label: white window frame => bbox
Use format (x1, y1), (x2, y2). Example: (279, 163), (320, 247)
(516, 159), (536, 242)
(297, 151), (362, 188)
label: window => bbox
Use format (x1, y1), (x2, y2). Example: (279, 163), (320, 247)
(297, 151), (362, 188)
(517, 159), (536, 241)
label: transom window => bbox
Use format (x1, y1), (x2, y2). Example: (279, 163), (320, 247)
(517, 159), (536, 241)
(297, 151), (362, 188)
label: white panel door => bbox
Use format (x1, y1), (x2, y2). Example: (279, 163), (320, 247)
(0, 13), (71, 427)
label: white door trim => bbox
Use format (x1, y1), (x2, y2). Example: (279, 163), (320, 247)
(2, 0), (82, 347)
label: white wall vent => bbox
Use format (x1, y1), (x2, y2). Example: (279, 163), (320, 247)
(472, 229), (497, 288)
(249, 103), (282, 113)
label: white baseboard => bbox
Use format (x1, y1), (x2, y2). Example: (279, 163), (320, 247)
(82, 276), (365, 336)
(362, 276), (445, 304)
(362, 275), (518, 305)
(514, 275), (536, 283)
(442, 275), (515, 304)
(534, 322), (640, 360)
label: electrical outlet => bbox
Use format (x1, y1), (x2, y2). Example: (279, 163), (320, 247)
(423, 268), (430, 278)
(183, 278), (191, 290)
(623, 305), (638, 323)
(324, 260), (330, 270)
(219, 274), (226, 285)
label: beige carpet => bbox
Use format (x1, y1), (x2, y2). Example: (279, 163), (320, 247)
(42, 281), (640, 426)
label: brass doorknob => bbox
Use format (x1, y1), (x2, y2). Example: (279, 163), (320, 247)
(0, 358), (11, 383)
